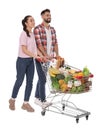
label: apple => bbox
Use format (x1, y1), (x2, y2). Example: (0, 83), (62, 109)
(89, 73), (94, 78)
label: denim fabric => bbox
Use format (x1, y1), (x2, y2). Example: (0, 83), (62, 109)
(35, 60), (47, 101)
(11, 57), (34, 101)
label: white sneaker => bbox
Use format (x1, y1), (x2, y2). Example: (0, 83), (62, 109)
(34, 98), (42, 107)
(42, 101), (52, 108)
(34, 98), (52, 108)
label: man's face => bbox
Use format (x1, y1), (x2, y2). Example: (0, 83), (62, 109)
(42, 12), (51, 23)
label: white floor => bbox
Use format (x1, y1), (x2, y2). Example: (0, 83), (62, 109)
(0, 0), (103, 130)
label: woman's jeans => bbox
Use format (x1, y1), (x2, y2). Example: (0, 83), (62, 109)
(11, 57), (34, 101)
(35, 60), (47, 102)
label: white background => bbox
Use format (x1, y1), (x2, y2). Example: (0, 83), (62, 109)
(0, 0), (103, 129)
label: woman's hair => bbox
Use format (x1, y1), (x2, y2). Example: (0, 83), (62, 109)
(22, 15), (32, 37)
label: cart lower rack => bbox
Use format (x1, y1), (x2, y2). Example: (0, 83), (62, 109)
(41, 91), (91, 123)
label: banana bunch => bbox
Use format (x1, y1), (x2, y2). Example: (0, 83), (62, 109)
(49, 67), (60, 77)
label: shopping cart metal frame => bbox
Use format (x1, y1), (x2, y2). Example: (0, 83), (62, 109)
(40, 62), (91, 123)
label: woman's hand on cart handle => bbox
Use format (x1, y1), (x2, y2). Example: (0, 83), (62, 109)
(35, 56), (43, 62)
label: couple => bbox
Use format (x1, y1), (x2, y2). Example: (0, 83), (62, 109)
(9, 9), (59, 112)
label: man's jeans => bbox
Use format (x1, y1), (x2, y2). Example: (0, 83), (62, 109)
(11, 57), (34, 101)
(35, 60), (48, 101)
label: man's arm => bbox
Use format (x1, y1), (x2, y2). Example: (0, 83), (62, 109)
(34, 27), (48, 56)
(53, 28), (59, 57)
(38, 45), (48, 56)
(54, 43), (59, 57)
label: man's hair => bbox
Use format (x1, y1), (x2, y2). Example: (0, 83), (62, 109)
(41, 9), (50, 15)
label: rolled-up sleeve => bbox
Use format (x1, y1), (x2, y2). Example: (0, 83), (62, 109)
(34, 28), (42, 47)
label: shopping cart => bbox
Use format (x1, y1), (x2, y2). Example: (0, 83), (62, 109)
(40, 60), (93, 123)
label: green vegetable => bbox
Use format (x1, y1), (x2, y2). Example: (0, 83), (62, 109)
(64, 75), (72, 83)
(83, 67), (90, 76)
(51, 76), (60, 90)
(65, 66), (71, 70)
(52, 81), (60, 90)
(70, 86), (77, 93)
(51, 76), (57, 82)
(76, 85), (85, 93)
(56, 74), (65, 80)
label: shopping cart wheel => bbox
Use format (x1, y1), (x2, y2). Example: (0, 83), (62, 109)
(86, 115), (89, 120)
(62, 104), (65, 111)
(41, 111), (46, 116)
(76, 118), (79, 123)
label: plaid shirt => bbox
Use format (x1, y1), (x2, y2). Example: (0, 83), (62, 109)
(34, 23), (58, 56)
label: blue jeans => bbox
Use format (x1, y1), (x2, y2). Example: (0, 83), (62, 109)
(35, 60), (47, 101)
(11, 57), (34, 101)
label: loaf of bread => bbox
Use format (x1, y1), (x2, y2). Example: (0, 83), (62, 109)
(56, 56), (64, 69)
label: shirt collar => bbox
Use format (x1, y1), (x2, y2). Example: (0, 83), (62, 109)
(41, 22), (50, 29)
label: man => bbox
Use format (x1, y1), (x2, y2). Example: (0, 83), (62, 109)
(34, 9), (59, 107)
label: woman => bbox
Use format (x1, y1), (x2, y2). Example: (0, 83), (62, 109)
(9, 15), (42, 112)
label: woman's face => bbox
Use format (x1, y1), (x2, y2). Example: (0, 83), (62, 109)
(25, 16), (35, 29)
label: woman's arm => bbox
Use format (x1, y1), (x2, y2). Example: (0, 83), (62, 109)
(22, 45), (37, 58)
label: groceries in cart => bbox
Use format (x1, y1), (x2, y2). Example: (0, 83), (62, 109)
(48, 56), (94, 93)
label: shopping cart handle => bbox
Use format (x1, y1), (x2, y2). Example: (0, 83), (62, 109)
(36, 57), (50, 63)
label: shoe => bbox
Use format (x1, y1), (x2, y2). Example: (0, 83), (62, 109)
(34, 98), (52, 108)
(9, 99), (15, 110)
(21, 103), (34, 112)
(34, 98), (42, 107)
(42, 100), (52, 108)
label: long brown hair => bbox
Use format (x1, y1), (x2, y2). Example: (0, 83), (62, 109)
(22, 15), (32, 37)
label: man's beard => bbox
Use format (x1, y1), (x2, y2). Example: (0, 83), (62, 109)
(44, 18), (51, 23)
